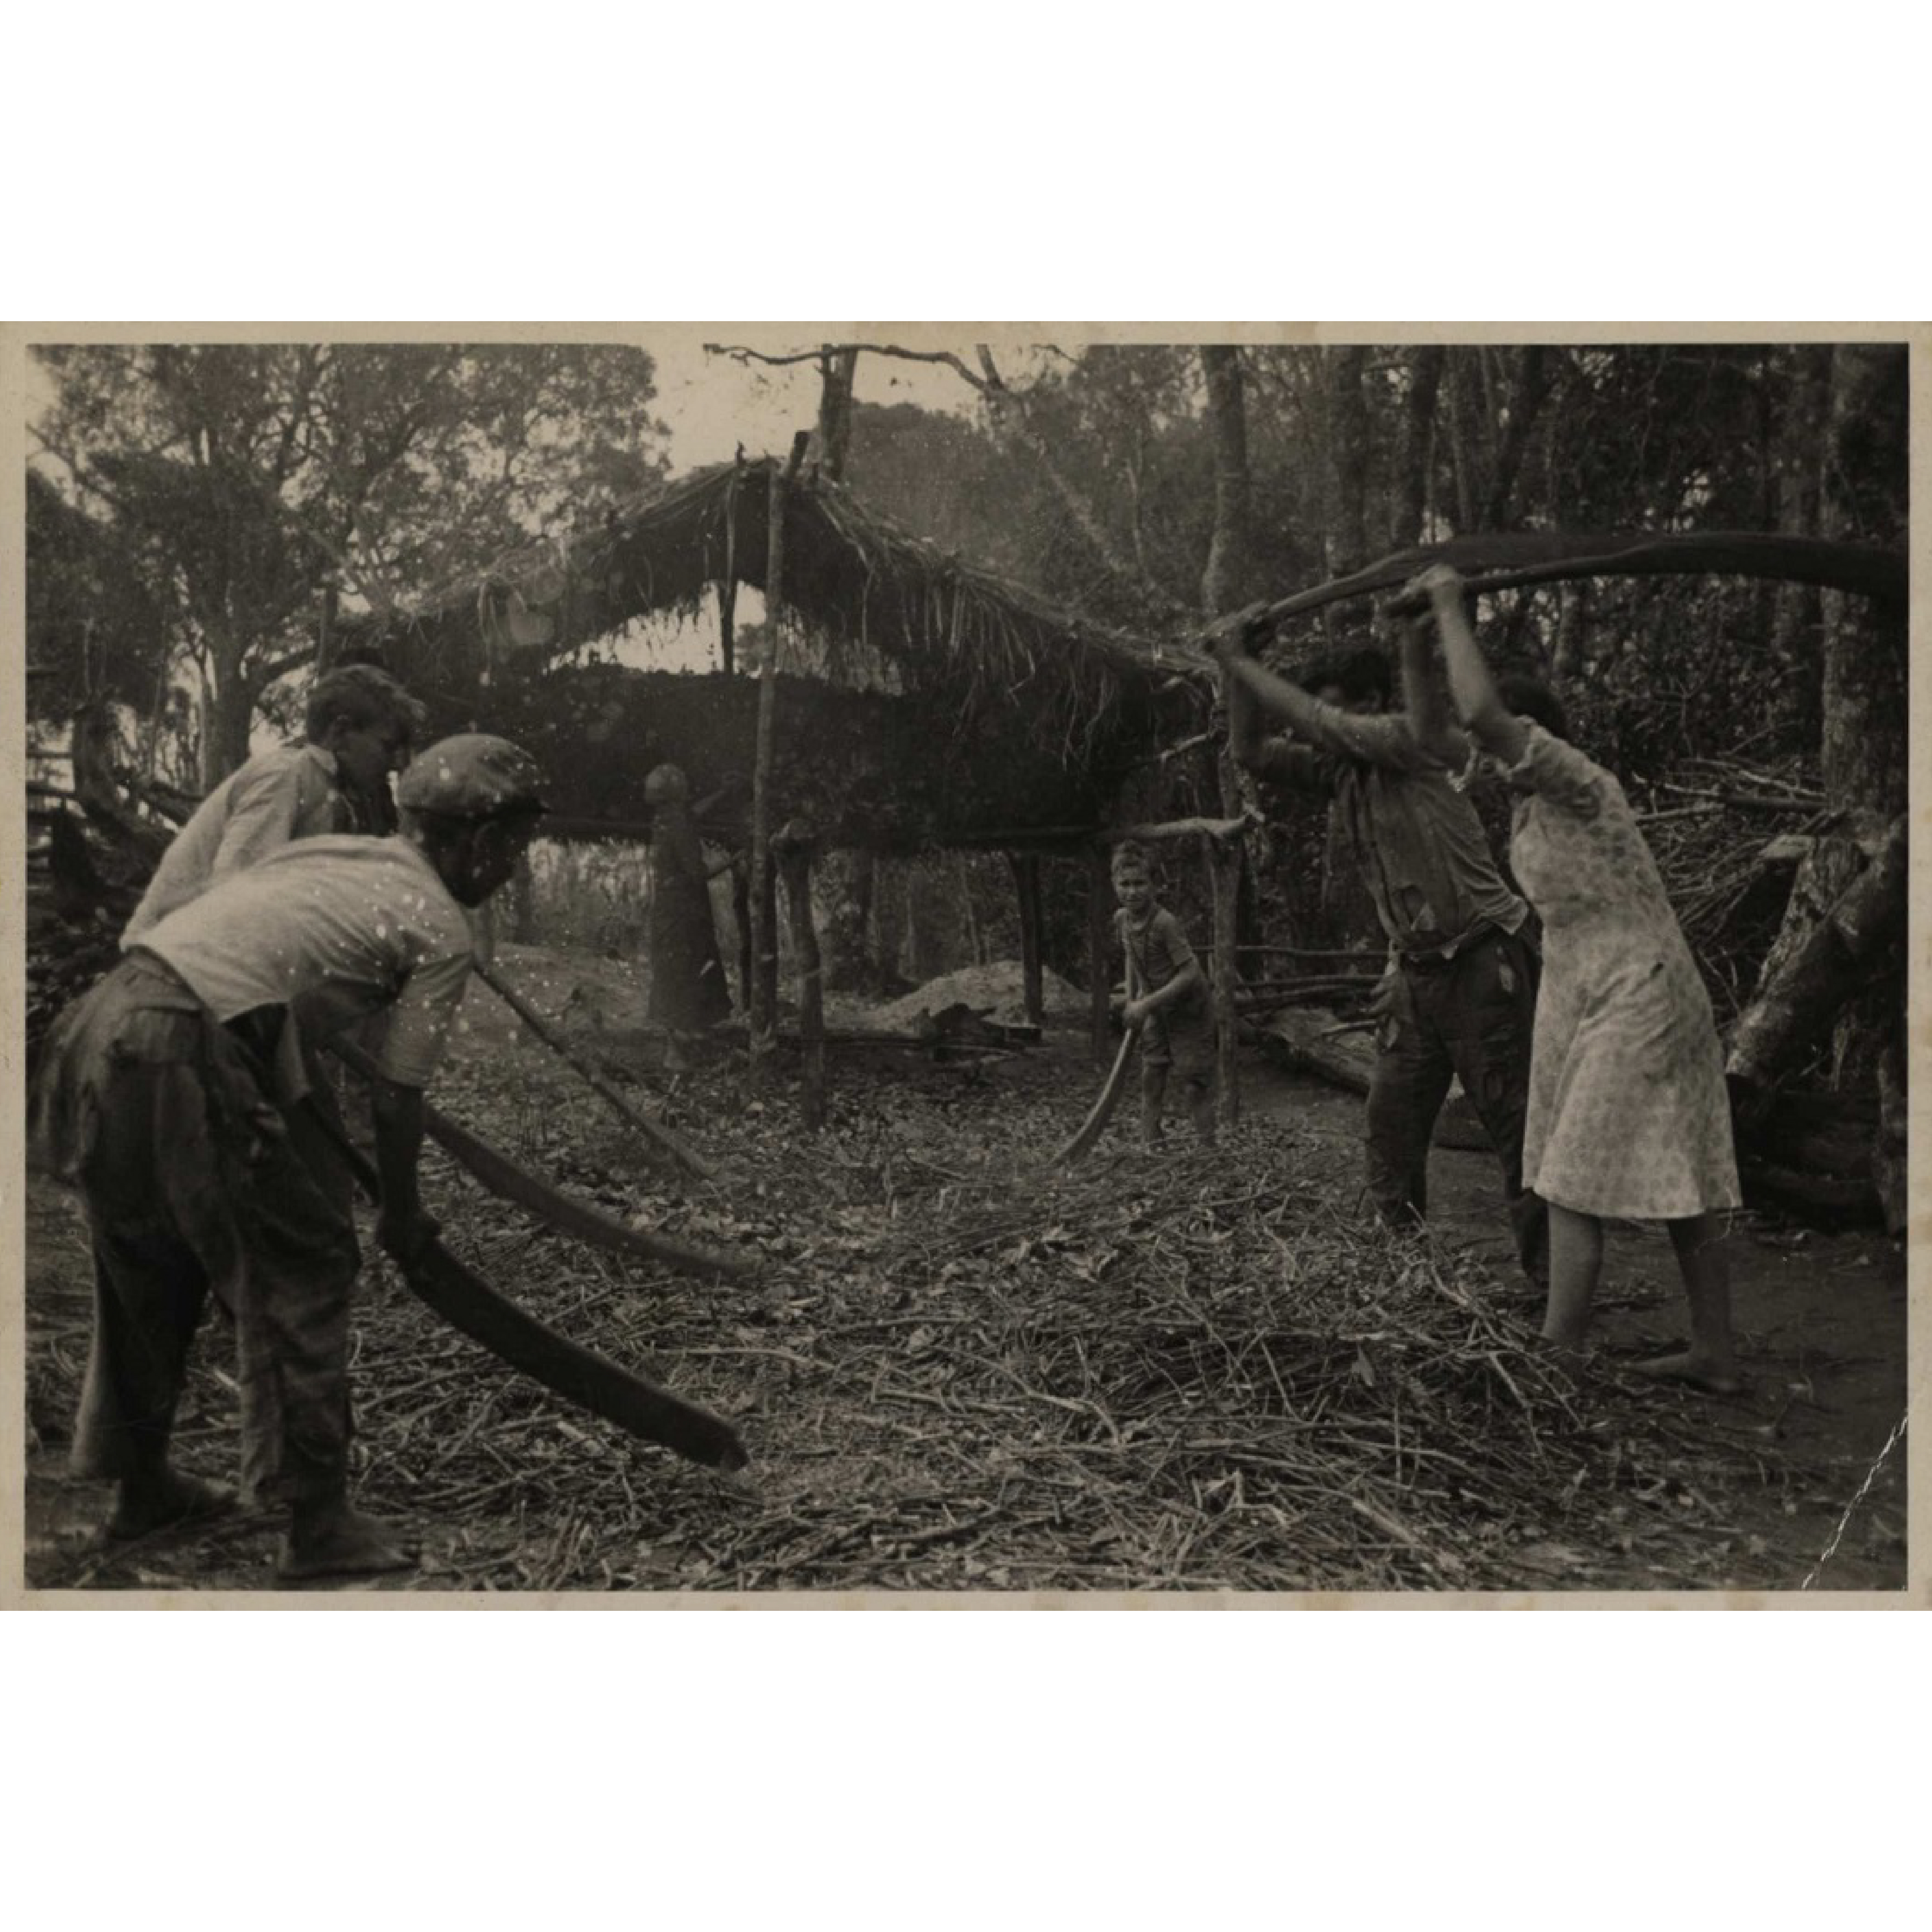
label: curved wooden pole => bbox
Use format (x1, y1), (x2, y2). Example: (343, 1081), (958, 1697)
(1053, 1022), (1141, 1168)
(1261, 531), (1906, 628)
(299, 1098), (749, 1470)
(471, 959), (717, 1182)
(324, 1039), (754, 1280)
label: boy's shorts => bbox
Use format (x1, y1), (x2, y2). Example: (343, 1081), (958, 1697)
(1144, 1002), (1215, 1079)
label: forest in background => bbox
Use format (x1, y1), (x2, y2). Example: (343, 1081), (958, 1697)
(23, 338), (1911, 1221)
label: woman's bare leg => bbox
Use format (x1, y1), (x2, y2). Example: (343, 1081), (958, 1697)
(1632, 1213), (1742, 1394)
(1542, 1202), (1603, 1360)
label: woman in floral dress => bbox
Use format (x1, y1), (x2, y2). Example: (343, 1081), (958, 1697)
(1405, 566), (1741, 1391)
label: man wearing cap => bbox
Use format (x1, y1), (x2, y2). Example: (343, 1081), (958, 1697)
(31, 735), (547, 1583)
(124, 663), (430, 941)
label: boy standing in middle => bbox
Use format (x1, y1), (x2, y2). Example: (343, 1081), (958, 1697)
(1113, 840), (1217, 1148)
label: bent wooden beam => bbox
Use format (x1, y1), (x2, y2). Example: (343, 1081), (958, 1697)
(1261, 531), (1907, 627)
(302, 1102), (750, 1470)
(323, 1038), (755, 1280)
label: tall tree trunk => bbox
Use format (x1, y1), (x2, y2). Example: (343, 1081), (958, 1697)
(817, 347), (861, 483)
(1728, 345), (1907, 1159)
(1764, 346), (1832, 744)
(1481, 347), (1554, 529)
(1200, 346), (1255, 617)
(201, 630), (255, 786)
(1195, 349), (1264, 978)
(1390, 346), (1445, 550)
(1443, 355), (1480, 534)
(1549, 581), (1590, 689)
(1327, 347), (1371, 573)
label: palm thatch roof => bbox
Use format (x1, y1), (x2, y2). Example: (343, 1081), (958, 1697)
(349, 458), (1209, 851)
(352, 459), (1203, 846)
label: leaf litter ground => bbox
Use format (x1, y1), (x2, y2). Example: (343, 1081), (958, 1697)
(30, 1004), (1877, 1596)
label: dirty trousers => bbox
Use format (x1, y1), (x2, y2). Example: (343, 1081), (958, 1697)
(1363, 926), (1547, 1281)
(32, 955), (362, 1504)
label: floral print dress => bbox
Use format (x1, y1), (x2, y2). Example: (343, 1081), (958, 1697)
(1507, 725), (1740, 1220)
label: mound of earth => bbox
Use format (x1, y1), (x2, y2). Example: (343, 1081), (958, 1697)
(872, 960), (1090, 1033)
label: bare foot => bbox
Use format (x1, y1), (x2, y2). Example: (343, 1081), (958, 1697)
(278, 1504), (418, 1581)
(106, 1469), (237, 1541)
(1628, 1351), (1746, 1398)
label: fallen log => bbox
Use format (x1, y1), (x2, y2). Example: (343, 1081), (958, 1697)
(1251, 1005), (1493, 1151)
(1727, 814), (1907, 1103)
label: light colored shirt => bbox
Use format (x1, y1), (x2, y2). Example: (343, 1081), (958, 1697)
(123, 742), (347, 940)
(1250, 706), (1525, 959)
(136, 835), (474, 1088)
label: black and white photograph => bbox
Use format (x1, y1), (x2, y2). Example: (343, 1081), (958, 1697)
(8, 325), (1917, 1600)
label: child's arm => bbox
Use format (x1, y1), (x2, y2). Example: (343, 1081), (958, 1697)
(1418, 565), (1528, 766)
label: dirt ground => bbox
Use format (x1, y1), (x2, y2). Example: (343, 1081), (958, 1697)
(1237, 1069), (1910, 1591)
(17, 978), (1909, 1598)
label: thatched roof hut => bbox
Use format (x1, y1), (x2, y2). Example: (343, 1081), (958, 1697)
(355, 458), (1206, 852)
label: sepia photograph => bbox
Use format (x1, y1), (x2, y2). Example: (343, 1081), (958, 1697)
(9, 325), (1915, 1601)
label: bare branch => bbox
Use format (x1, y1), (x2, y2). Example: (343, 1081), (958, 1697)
(705, 341), (991, 394)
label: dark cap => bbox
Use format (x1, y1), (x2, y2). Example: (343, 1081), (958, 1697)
(396, 734), (547, 819)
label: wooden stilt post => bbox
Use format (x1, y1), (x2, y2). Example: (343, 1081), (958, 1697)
(731, 863), (753, 1013)
(1206, 831), (1243, 1129)
(776, 820), (826, 1129)
(719, 459), (740, 677)
(1088, 841), (1113, 1067)
(747, 434), (810, 1087)
(1009, 851), (1044, 1028)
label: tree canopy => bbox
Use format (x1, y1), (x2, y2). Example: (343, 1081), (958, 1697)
(29, 343), (671, 780)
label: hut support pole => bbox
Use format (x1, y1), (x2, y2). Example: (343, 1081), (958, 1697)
(776, 821), (827, 1130)
(1008, 851), (1044, 1028)
(1088, 841), (1113, 1067)
(1206, 832), (1242, 1129)
(748, 434), (810, 1086)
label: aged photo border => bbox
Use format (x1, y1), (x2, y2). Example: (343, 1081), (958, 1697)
(3, 318), (1923, 1612)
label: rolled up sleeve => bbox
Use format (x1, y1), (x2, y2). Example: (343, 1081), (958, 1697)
(376, 953), (474, 1087)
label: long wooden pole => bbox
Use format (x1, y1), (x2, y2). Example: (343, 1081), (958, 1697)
(1008, 850), (1044, 1028)
(1087, 841), (1113, 1067)
(776, 820), (827, 1130)
(748, 435), (810, 1087)
(471, 959), (717, 1182)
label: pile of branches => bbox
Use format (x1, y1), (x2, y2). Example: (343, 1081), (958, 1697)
(1633, 749), (1828, 1024)
(25, 1024), (1801, 1595)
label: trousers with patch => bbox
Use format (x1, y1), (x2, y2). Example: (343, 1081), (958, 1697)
(1363, 925), (1546, 1281)
(30, 954), (362, 1506)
